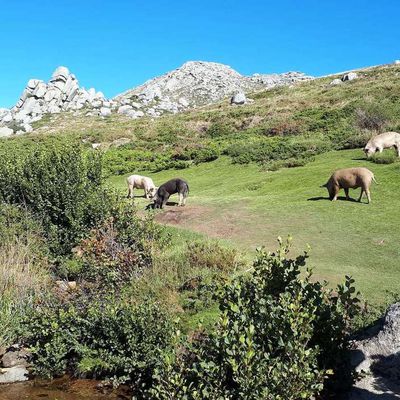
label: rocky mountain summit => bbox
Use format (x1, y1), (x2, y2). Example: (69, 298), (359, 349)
(0, 61), (313, 136)
(115, 61), (312, 117)
(0, 66), (109, 136)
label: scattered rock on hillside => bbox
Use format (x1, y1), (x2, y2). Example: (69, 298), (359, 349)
(330, 78), (343, 86)
(349, 302), (400, 398)
(100, 107), (111, 117)
(230, 92), (247, 105)
(342, 72), (358, 82)
(1, 347), (29, 368)
(0, 126), (13, 137)
(0, 345), (30, 384)
(0, 366), (29, 384)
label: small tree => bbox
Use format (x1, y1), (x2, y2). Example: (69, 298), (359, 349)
(151, 237), (360, 399)
(0, 141), (114, 255)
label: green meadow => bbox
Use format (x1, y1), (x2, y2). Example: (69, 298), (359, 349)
(109, 150), (400, 305)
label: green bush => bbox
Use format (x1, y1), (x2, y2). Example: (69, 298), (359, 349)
(370, 150), (398, 164)
(262, 157), (309, 171)
(21, 296), (174, 391)
(0, 141), (114, 255)
(179, 241), (243, 315)
(0, 205), (50, 348)
(76, 203), (167, 289)
(151, 238), (360, 399)
(354, 103), (391, 132)
(225, 136), (331, 167)
(186, 241), (241, 274)
(206, 121), (234, 138)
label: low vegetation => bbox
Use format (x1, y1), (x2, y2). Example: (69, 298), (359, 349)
(0, 141), (365, 398)
(1, 64), (400, 397)
(26, 63), (400, 175)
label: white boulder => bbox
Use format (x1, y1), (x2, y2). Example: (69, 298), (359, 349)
(342, 72), (358, 81)
(100, 107), (111, 117)
(230, 92), (247, 105)
(51, 66), (70, 80)
(118, 105), (133, 115)
(0, 127), (13, 137)
(126, 110), (144, 119)
(0, 366), (29, 383)
(330, 78), (343, 86)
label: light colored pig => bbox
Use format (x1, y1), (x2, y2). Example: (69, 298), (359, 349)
(364, 131), (400, 158)
(321, 167), (378, 204)
(127, 174), (157, 199)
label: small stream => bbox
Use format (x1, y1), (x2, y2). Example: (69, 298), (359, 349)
(0, 377), (131, 400)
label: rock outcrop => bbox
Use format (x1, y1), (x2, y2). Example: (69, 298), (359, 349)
(230, 92), (247, 105)
(0, 66), (112, 134)
(0, 345), (30, 384)
(342, 72), (358, 82)
(114, 61), (312, 117)
(0, 61), (313, 136)
(349, 303), (400, 399)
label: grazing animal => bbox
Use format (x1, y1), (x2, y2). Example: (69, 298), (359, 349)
(153, 178), (189, 209)
(364, 131), (400, 158)
(127, 174), (157, 199)
(321, 167), (378, 204)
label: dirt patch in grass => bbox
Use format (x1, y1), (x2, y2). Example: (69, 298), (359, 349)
(155, 203), (257, 243)
(155, 205), (211, 226)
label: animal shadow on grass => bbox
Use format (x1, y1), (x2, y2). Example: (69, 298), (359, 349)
(307, 196), (358, 202)
(145, 201), (179, 211)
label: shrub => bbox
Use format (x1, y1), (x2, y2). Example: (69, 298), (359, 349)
(262, 157), (309, 171)
(206, 121), (234, 138)
(0, 205), (50, 348)
(370, 150), (398, 164)
(331, 129), (372, 150)
(178, 241), (243, 315)
(225, 136), (331, 167)
(75, 203), (166, 289)
(186, 241), (241, 274)
(0, 141), (114, 255)
(263, 119), (304, 137)
(21, 295), (174, 391)
(354, 104), (389, 132)
(150, 238), (360, 399)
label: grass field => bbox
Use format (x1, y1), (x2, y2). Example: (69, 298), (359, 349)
(109, 149), (400, 305)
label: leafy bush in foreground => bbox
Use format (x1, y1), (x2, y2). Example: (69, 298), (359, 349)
(21, 296), (173, 390)
(151, 238), (360, 399)
(0, 141), (114, 255)
(0, 205), (50, 348)
(70, 203), (167, 289)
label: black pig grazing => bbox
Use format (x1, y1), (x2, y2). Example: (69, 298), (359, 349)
(153, 178), (189, 209)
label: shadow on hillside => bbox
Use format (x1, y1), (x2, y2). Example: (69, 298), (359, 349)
(307, 196), (358, 202)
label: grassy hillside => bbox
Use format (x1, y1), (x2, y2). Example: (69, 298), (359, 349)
(109, 150), (400, 305)
(1, 64), (399, 396)
(29, 63), (400, 174)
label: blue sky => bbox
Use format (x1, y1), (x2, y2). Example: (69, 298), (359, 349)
(0, 0), (399, 107)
